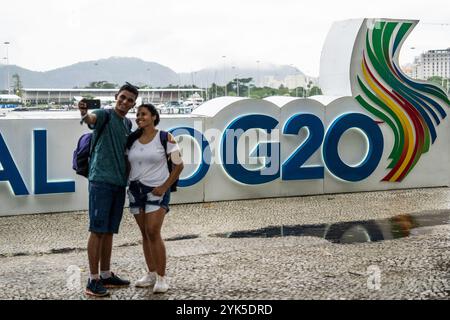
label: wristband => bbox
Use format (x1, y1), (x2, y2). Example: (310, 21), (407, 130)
(80, 113), (88, 125)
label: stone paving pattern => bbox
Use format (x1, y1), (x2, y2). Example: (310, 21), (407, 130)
(1, 187), (450, 299)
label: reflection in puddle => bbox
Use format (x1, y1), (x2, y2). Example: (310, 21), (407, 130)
(166, 234), (199, 241)
(212, 211), (450, 244)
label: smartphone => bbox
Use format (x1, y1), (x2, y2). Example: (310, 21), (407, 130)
(81, 99), (101, 109)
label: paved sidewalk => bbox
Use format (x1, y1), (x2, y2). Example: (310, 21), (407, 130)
(1, 187), (450, 299)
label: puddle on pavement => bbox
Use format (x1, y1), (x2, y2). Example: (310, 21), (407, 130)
(166, 234), (199, 241)
(211, 210), (450, 244)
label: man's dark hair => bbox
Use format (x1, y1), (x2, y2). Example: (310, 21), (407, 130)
(118, 82), (139, 98)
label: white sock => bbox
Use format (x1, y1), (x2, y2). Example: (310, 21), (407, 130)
(100, 271), (111, 279)
(156, 274), (165, 281)
(90, 274), (99, 281)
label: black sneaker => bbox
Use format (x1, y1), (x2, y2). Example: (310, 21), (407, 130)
(85, 279), (110, 297)
(100, 272), (130, 288)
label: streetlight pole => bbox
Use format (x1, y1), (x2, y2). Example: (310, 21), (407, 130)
(256, 60), (260, 87)
(295, 66), (301, 97)
(146, 68), (151, 87)
(178, 74), (181, 102)
(4, 42), (10, 94)
(214, 70), (217, 98)
(222, 56), (227, 96)
(2, 57), (6, 92)
(290, 64), (296, 97)
(232, 66), (239, 96)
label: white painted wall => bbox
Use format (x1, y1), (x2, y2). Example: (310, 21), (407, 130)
(1, 94), (449, 216)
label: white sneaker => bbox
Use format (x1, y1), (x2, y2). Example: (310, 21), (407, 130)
(152, 275), (169, 293)
(135, 272), (156, 288)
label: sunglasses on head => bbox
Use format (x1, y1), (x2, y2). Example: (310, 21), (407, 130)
(124, 81), (140, 90)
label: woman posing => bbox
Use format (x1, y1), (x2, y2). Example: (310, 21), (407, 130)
(126, 103), (183, 293)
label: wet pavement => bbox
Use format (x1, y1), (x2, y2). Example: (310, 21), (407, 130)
(213, 210), (450, 244)
(1, 187), (450, 299)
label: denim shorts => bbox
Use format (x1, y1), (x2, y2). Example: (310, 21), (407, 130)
(88, 181), (126, 234)
(127, 181), (171, 215)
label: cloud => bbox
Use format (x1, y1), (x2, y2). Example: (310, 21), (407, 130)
(1, 0), (449, 76)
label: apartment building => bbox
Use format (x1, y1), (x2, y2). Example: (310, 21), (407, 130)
(411, 48), (450, 80)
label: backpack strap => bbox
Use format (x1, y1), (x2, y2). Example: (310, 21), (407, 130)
(160, 130), (178, 192)
(89, 110), (111, 155)
(124, 117), (132, 132)
(126, 128), (142, 150)
(160, 130), (169, 154)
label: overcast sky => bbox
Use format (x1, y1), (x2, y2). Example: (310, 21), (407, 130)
(1, 0), (449, 76)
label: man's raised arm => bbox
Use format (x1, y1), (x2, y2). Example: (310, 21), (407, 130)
(78, 100), (97, 126)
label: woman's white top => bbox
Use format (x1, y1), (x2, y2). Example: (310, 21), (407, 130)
(128, 131), (180, 187)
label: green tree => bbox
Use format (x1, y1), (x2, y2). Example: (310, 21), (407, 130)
(290, 87), (307, 97)
(278, 84), (289, 96)
(81, 94), (95, 99)
(309, 86), (322, 96)
(86, 81), (118, 89)
(208, 83), (224, 98)
(202, 81), (323, 100)
(427, 76), (448, 92)
(137, 83), (152, 89)
(227, 77), (254, 97)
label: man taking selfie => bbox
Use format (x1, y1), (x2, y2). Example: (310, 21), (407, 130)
(78, 82), (138, 297)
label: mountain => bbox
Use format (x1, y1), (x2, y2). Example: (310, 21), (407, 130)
(0, 57), (309, 90)
(179, 64), (306, 87)
(0, 57), (179, 89)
